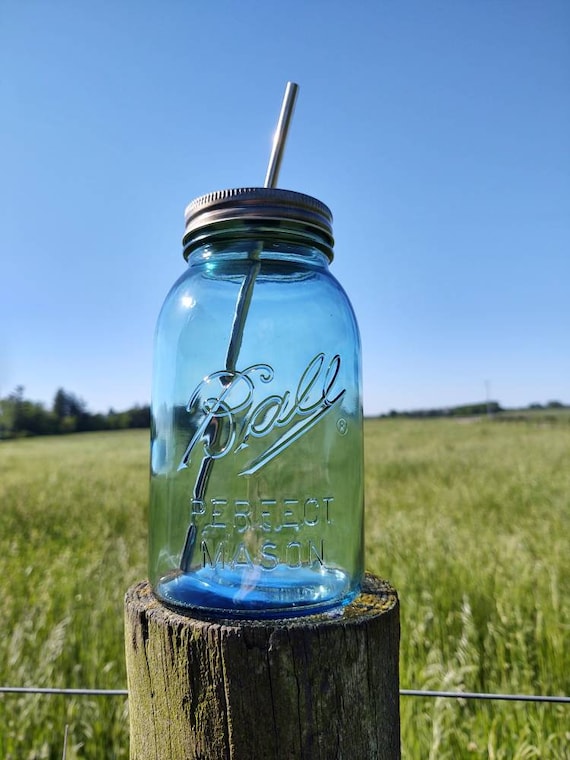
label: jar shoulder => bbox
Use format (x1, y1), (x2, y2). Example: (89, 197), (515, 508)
(159, 261), (357, 320)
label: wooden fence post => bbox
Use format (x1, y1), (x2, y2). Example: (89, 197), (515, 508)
(125, 574), (400, 759)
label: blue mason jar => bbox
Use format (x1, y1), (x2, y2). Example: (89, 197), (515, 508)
(149, 188), (364, 616)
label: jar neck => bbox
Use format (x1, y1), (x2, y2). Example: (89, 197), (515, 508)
(183, 219), (334, 264)
(186, 238), (331, 270)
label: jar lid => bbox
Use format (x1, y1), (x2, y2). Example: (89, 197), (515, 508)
(182, 187), (334, 260)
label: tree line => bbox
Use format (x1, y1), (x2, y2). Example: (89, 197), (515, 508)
(0, 386), (150, 439)
(2, 387), (567, 439)
(381, 400), (567, 419)
(382, 401), (503, 418)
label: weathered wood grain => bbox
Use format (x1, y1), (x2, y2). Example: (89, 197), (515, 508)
(125, 575), (400, 759)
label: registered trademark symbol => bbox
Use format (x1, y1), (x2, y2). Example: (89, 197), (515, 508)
(337, 418), (348, 435)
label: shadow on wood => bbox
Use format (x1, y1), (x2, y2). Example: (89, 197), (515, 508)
(125, 574), (400, 759)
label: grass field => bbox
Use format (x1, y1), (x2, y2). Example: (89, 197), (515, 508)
(0, 419), (568, 758)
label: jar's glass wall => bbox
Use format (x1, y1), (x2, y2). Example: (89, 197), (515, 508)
(150, 243), (363, 616)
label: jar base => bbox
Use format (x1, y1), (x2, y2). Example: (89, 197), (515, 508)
(154, 565), (358, 619)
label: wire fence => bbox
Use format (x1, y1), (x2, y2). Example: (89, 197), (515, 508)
(1, 685), (569, 704)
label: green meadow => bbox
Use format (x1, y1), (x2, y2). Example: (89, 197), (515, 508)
(0, 419), (568, 758)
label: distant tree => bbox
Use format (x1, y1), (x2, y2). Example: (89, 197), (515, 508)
(0, 394), (16, 438)
(127, 405), (151, 428)
(53, 388), (90, 432)
(546, 400), (564, 409)
(1, 386), (57, 436)
(53, 388), (86, 419)
(53, 388), (68, 419)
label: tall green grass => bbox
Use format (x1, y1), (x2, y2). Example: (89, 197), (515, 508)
(0, 432), (147, 759)
(0, 421), (568, 757)
(365, 418), (570, 759)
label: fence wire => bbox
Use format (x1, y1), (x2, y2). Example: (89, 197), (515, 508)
(1, 686), (569, 703)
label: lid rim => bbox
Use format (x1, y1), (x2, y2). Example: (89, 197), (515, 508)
(184, 187), (333, 223)
(182, 187), (335, 264)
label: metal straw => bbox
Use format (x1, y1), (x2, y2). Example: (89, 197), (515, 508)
(180, 82), (300, 572)
(264, 81), (299, 188)
(224, 81), (299, 374)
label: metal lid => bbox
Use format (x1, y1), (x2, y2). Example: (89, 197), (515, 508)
(182, 187), (334, 260)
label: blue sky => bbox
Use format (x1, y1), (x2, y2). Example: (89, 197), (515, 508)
(1, 1), (568, 415)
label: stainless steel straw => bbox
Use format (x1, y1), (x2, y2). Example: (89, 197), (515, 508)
(265, 81), (299, 188)
(180, 82), (300, 572)
(225, 81), (299, 374)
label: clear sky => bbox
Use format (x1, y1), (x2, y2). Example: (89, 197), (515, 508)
(1, 1), (569, 415)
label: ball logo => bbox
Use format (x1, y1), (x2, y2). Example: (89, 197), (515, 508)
(178, 353), (345, 476)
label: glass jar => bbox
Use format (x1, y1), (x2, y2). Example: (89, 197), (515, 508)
(149, 187), (364, 616)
